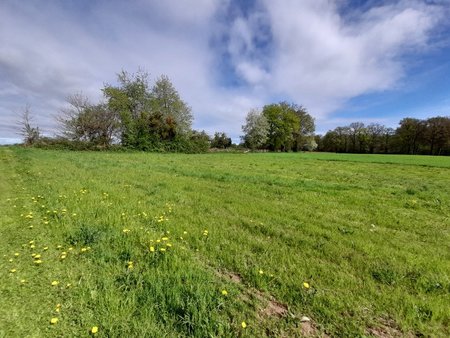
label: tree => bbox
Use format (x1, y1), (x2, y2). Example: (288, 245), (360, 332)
(366, 123), (386, 153)
(293, 106), (315, 151)
(150, 75), (192, 136)
(396, 118), (425, 154)
(424, 116), (450, 155)
(211, 132), (232, 149)
(263, 102), (300, 151)
(103, 70), (152, 147)
(241, 108), (269, 150)
(58, 93), (119, 147)
(17, 105), (40, 146)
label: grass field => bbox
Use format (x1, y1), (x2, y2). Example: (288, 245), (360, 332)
(1, 147), (449, 337)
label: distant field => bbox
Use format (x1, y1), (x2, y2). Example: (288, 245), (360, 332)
(1, 148), (449, 337)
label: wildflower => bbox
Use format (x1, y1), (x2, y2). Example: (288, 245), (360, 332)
(57, 245), (62, 249)
(122, 229), (131, 233)
(156, 239), (161, 243)
(30, 245), (35, 249)
(43, 246), (48, 251)
(183, 231), (187, 235)
(221, 290), (228, 296)
(20, 279), (26, 284)
(127, 261), (134, 270)
(259, 269), (264, 275)
(10, 269), (17, 273)
(68, 247), (73, 251)
(91, 326), (99, 334)
(149, 246), (155, 252)
(81, 248), (87, 252)
(34, 254), (41, 259)
(50, 317), (58, 324)
(241, 321), (247, 328)
(14, 253), (19, 257)
(66, 283), (72, 288)
(161, 237), (169, 241)
(29, 240), (34, 244)
(34, 259), (42, 264)
(60, 255), (67, 260)
(51, 280), (59, 286)
(303, 282), (310, 289)
(160, 248), (166, 252)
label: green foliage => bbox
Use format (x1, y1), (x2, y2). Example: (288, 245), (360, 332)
(210, 132), (231, 149)
(263, 102), (300, 151)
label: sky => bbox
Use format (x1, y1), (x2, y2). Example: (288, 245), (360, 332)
(1, 0), (450, 144)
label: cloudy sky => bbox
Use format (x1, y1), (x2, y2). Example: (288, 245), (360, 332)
(1, 0), (450, 144)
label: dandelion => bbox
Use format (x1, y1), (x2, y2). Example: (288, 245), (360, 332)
(51, 280), (59, 286)
(60, 255), (67, 260)
(30, 244), (35, 249)
(9, 258), (13, 262)
(241, 321), (247, 329)
(34, 254), (41, 259)
(57, 245), (62, 249)
(122, 229), (131, 233)
(81, 248), (87, 252)
(10, 269), (17, 273)
(149, 246), (155, 252)
(68, 247), (73, 251)
(34, 259), (42, 264)
(127, 261), (134, 270)
(43, 246), (49, 251)
(160, 248), (166, 252)
(14, 253), (19, 257)
(29, 240), (34, 244)
(166, 243), (172, 247)
(259, 269), (264, 275)
(221, 290), (228, 296)
(50, 317), (58, 324)
(161, 237), (169, 241)
(91, 326), (99, 334)
(20, 279), (26, 284)
(183, 231), (187, 235)
(66, 283), (72, 288)
(303, 282), (310, 289)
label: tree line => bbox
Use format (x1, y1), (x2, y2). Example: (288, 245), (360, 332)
(17, 69), (449, 155)
(316, 117), (450, 155)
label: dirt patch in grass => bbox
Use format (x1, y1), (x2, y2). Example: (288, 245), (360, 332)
(366, 318), (413, 338)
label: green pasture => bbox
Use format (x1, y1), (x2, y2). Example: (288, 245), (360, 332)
(1, 148), (449, 337)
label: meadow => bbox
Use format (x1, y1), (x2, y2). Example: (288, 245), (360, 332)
(0, 147), (449, 337)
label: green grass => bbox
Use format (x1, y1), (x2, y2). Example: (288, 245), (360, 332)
(1, 148), (449, 337)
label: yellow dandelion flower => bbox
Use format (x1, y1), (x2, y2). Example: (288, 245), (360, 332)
(161, 237), (169, 241)
(57, 245), (62, 249)
(241, 321), (247, 328)
(20, 279), (26, 284)
(259, 269), (264, 275)
(10, 269), (17, 273)
(43, 246), (48, 251)
(14, 253), (19, 257)
(91, 326), (99, 334)
(34, 259), (42, 264)
(34, 254), (41, 259)
(149, 246), (155, 252)
(56, 303), (61, 308)
(221, 290), (228, 296)
(51, 280), (59, 286)
(122, 229), (130, 233)
(156, 239), (161, 243)
(66, 283), (72, 288)
(81, 248), (87, 252)
(166, 243), (172, 247)
(68, 247), (73, 251)
(30, 244), (35, 249)
(8, 258), (13, 262)
(29, 240), (34, 244)
(60, 255), (67, 260)
(50, 317), (58, 324)
(303, 282), (310, 289)
(160, 248), (166, 252)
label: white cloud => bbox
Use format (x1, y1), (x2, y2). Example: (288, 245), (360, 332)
(0, 0), (447, 141)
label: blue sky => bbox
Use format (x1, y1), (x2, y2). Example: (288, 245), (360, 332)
(1, 0), (450, 144)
